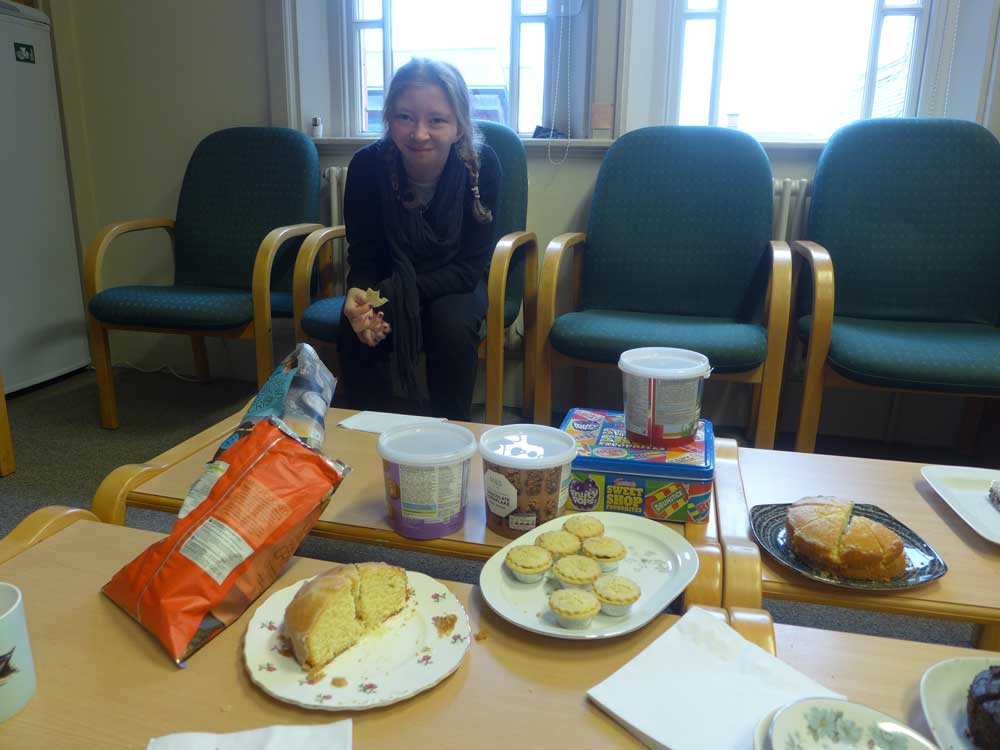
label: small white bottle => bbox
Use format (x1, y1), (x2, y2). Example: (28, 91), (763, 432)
(310, 116), (324, 138)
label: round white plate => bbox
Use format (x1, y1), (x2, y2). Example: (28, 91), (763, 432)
(754, 708), (778, 750)
(244, 572), (470, 710)
(770, 697), (937, 750)
(479, 511), (699, 640)
(921, 656), (999, 750)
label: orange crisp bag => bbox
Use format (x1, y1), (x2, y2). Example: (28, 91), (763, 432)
(102, 418), (347, 664)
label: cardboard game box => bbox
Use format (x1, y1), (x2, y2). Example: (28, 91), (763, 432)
(559, 408), (715, 524)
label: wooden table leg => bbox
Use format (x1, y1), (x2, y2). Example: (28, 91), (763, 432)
(977, 623), (1000, 651)
(0, 371), (14, 476)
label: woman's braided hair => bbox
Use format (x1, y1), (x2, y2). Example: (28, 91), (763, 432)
(381, 58), (492, 224)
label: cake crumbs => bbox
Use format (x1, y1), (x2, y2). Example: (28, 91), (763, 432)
(433, 613), (458, 637)
(305, 668), (327, 685)
(473, 631), (488, 642)
(331, 676), (348, 688)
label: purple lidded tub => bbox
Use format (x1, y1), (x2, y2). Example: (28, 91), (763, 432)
(377, 422), (477, 539)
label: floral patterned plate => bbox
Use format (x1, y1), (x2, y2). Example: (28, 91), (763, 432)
(243, 572), (470, 710)
(479, 511), (699, 640)
(769, 698), (938, 750)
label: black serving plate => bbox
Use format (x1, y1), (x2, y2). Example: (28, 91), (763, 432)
(749, 503), (947, 590)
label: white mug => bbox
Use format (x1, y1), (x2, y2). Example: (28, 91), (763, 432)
(0, 582), (36, 722)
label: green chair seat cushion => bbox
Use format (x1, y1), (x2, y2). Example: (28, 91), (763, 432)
(798, 315), (1000, 393)
(300, 295), (519, 343)
(301, 296), (346, 341)
(550, 309), (767, 373)
(89, 285), (260, 330)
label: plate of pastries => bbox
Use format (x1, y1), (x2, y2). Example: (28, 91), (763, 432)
(750, 496), (947, 590)
(243, 562), (470, 710)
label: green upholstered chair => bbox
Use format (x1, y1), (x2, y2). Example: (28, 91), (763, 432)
(793, 118), (1000, 452)
(292, 120), (536, 424)
(533, 126), (792, 448)
(84, 127), (322, 428)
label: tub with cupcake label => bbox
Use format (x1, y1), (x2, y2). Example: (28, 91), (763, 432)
(559, 408), (714, 524)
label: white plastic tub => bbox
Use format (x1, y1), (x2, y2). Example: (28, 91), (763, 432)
(479, 424), (578, 539)
(377, 422), (478, 539)
(618, 347), (711, 447)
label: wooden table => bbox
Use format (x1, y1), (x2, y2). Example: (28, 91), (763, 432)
(91, 407), (723, 608)
(714, 444), (1000, 649)
(1, 515), (994, 749)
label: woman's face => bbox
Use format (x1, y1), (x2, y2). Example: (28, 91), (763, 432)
(389, 83), (461, 180)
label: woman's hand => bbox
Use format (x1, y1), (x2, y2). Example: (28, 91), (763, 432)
(345, 287), (391, 347)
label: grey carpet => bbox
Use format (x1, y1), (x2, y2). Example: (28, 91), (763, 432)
(0, 368), (979, 646)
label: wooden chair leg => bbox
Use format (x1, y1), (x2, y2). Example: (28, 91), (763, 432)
(88, 317), (119, 429)
(0, 371), (14, 476)
(754, 370), (783, 450)
(254, 329), (274, 388)
(533, 343), (553, 426)
(485, 338), (503, 426)
(748, 383), (762, 444)
(522, 330), (535, 419)
(190, 335), (210, 382)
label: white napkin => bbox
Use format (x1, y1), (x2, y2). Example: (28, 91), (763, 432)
(148, 720), (351, 750)
(338, 410), (445, 434)
(587, 608), (842, 750)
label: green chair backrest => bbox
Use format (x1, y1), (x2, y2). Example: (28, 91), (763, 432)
(476, 120), (529, 309)
(174, 127), (320, 292)
(583, 126), (773, 320)
(807, 118), (1000, 325)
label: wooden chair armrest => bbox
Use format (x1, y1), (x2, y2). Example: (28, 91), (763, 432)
(83, 217), (176, 301)
(486, 231), (537, 348)
(0, 506), (99, 565)
(292, 225), (347, 342)
(537, 232), (586, 352)
(765, 240), (793, 364)
(683, 541), (723, 610)
(251, 223), (323, 384)
(727, 606), (777, 655)
(789, 240), (835, 367)
(714, 437), (763, 609)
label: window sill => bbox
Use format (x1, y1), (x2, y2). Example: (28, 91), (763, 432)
(312, 136), (826, 159)
(313, 136), (616, 159)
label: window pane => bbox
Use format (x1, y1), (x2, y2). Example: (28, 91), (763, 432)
(518, 22), (546, 132)
(884, 0), (921, 7)
(714, 0), (875, 140)
(687, 0), (719, 9)
(871, 14), (915, 117)
(520, 0), (547, 14)
(356, 0), (382, 21)
(678, 18), (716, 126)
(390, 0), (513, 126)
(360, 28), (384, 132)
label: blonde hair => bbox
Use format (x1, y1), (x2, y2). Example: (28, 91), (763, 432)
(382, 58), (492, 223)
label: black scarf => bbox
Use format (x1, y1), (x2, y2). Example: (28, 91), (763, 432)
(377, 140), (467, 400)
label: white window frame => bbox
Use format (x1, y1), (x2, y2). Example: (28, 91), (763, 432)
(617, 0), (1000, 146)
(344, 0), (553, 136)
(665, 0), (933, 133)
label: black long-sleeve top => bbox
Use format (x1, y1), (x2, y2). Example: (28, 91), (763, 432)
(342, 141), (501, 304)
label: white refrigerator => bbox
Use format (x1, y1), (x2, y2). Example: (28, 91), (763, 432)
(0, 2), (89, 393)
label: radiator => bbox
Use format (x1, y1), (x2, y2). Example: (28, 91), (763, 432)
(772, 178), (810, 242)
(323, 166), (350, 294)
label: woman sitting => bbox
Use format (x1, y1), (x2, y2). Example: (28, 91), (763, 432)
(338, 58), (501, 421)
